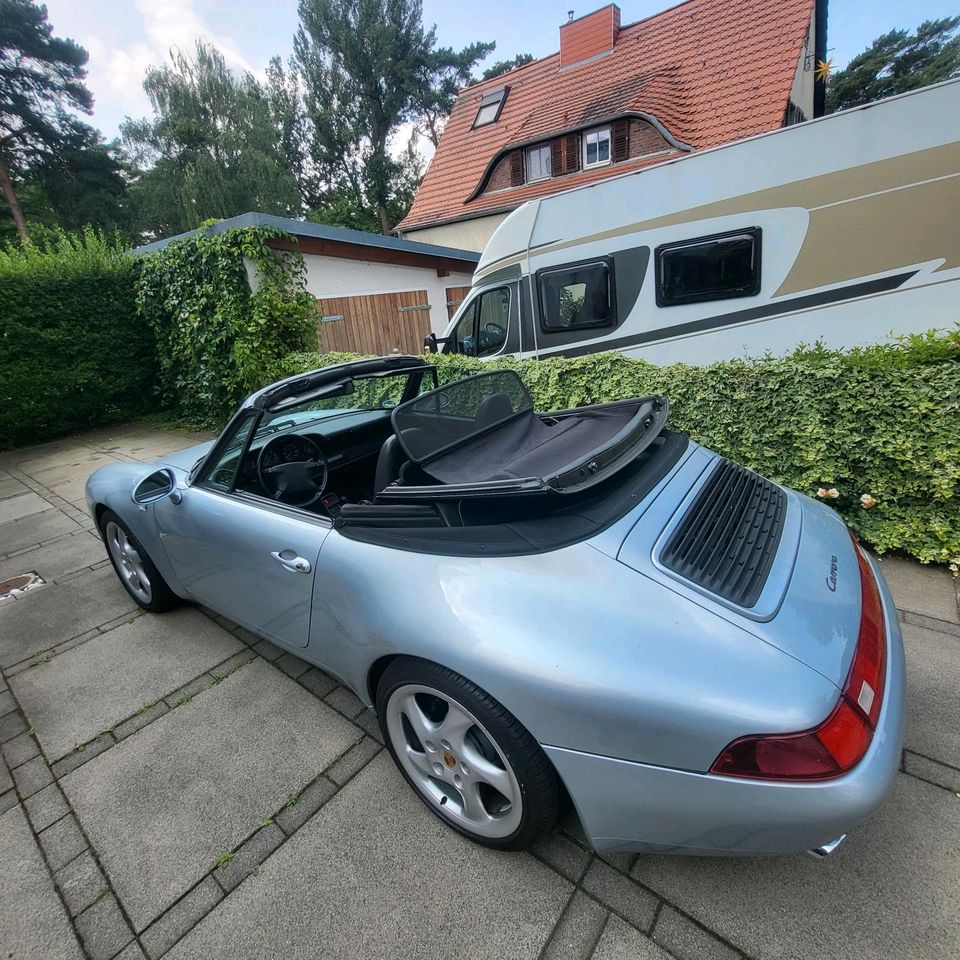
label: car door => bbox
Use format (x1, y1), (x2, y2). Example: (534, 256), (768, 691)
(155, 486), (329, 648)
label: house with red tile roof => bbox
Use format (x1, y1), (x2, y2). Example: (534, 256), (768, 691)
(396, 0), (827, 251)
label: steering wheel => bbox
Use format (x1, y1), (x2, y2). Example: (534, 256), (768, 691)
(484, 321), (506, 337)
(256, 434), (328, 508)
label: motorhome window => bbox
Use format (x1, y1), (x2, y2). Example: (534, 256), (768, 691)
(451, 287), (511, 357)
(583, 127), (611, 167)
(526, 144), (551, 182)
(474, 88), (508, 127)
(539, 262), (614, 331)
(656, 229), (762, 306)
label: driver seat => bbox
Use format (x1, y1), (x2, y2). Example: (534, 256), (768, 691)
(374, 435), (408, 493)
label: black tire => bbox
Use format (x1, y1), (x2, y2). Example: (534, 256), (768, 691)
(376, 656), (559, 850)
(99, 509), (180, 613)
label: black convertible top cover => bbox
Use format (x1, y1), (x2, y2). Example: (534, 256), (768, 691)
(390, 370), (668, 494)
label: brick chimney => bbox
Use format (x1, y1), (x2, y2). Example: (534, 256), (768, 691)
(560, 4), (621, 69)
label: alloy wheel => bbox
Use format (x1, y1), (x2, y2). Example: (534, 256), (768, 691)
(105, 520), (152, 605)
(385, 683), (523, 839)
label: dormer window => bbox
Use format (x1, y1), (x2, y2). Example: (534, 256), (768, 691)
(583, 126), (611, 167)
(474, 87), (508, 128)
(525, 144), (552, 182)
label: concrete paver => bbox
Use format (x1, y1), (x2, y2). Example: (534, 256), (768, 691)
(62, 658), (358, 930)
(593, 916), (671, 960)
(902, 623), (960, 769)
(0, 531), (104, 585)
(876, 555), (959, 623)
(0, 805), (84, 960)
(0, 508), (81, 558)
(0, 491), (50, 525)
(0, 566), (137, 668)
(0, 474), (30, 499)
(631, 774), (960, 960)
(13, 608), (244, 759)
(166, 755), (572, 960)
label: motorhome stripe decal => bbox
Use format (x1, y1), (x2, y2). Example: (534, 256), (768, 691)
(546, 272), (917, 359)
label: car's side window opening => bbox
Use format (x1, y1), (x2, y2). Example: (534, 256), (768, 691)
(450, 287), (511, 358)
(197, 412), (259, 491)
(655, 228), (762, 307)
(538, 260), (615, 331)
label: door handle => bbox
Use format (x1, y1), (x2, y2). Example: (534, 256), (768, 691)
(270, 551), (312, 574)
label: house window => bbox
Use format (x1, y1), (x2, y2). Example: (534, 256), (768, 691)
(583, 127), (611, 167)
(538, 260), (615, 331)
(525, 144), (552, 182)
(655, 228), (762, 307)
(474, 87), (508, 128)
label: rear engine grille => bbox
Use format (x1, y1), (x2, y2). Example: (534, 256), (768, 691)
(661, 459), (786, 608)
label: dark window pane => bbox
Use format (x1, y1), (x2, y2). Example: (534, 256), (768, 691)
(656, 230), (761, 306)
(539, 262), (614, 331)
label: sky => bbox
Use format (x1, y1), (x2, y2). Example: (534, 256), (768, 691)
(43, 0), (960, 150)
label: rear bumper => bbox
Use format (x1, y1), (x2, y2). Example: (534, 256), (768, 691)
(546, 553), (906, 856)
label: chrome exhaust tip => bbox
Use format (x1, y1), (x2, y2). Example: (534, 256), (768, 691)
(806, 835), (846, 860)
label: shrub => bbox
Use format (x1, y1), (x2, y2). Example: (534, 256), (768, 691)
(279, 333), (960, 570)
(135, 224), (315, 426)
(0, 228), (153, 449)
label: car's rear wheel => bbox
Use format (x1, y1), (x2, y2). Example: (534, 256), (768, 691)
(100, 510), (178, 612)
(376, 657), (559, 850)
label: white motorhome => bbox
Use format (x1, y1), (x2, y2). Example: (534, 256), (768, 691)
(429, 79), (960, 365)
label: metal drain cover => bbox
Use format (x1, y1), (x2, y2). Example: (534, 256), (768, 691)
(0, 572), (45, 603)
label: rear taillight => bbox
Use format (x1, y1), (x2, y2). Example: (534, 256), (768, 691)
(710, 533), (885, 781)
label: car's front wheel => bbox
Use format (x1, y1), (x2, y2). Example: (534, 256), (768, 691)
(100, 509), (179, 613)
(376, 657), (559, 850)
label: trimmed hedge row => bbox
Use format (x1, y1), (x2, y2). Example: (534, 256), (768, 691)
(277, 333), (960, 571)
(0, 230), (155, 449)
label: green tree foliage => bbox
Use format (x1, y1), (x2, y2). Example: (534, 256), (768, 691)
(481, 53), (535, 81)
(122, 43), (301, 239)
(135, 225), (315, 423)
(827, 16), (960, 111)
(0, 228), (154, 447)
(294, 0), (491, 232)
(0, 0), (93, 238)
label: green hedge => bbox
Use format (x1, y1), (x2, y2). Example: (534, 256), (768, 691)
(136, 225), (315, 426)
(0, 229), (154, 449)
(278, 332), (960, 571)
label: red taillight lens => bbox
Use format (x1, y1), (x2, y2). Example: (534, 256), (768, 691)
(710, 533), (886, 781)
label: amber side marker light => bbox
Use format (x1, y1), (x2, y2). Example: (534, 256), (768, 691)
(710, 534), (886, 781)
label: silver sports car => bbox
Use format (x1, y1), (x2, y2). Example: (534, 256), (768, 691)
(86, 356), (905, 856)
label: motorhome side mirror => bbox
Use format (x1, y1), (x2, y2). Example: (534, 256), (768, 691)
(424, 332), (439, 354)
(132, 468), (177, 505)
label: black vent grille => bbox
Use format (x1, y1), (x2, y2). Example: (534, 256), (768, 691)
(661, 460), (786, 608)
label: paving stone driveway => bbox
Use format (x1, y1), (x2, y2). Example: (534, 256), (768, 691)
(1, 422), (958, 960)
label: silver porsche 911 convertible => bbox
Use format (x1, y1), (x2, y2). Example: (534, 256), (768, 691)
(86, 356), (905, 857)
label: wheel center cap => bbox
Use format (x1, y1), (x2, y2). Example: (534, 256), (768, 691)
(442, 750), (456, 769)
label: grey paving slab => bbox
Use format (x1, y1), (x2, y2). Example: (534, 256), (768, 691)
(543, 891), (607, 960)
(0, 531), (104, 585)
(74, 894), (134, 960)
(875, 555), (959, 623)
(0, 508), (80, 557)
(47, 475), (91, 505)
(0, 566), (137, 668)
(2, 730), (40, 767)
(62, 658), (358, 931)
(902, 622), (960, 769)
(0, 491), (50, 525)
(592, 916), (671, 960)
(13, 607), (244, 760)
(533, 829), (592, 883)
(141, 877), (223, 959)
(652, 906), (740, 960)
(28, 452), (126, 487)
(581, 860), (658, 933)
(904, 751), (960, 792)
(166, 755), (572, 960)
(0, 473), (30, 499)
(631, 774), (960, 960)
(0, 805), (84, 960)
(56, 849), (109, 917)
(25, 782), (70, 831)
(39, 812), (87, 871)
(0, 756), (12, 793)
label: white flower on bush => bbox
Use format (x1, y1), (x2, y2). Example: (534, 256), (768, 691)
(817, 487), (840, 500)
(860, 493), (877, 509)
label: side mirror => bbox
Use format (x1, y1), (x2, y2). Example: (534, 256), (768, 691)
(423, 332), (439, 354)
(133, 468), (179, 505)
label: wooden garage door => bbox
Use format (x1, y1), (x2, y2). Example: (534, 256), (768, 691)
(445, 286), (471, 320)
(315, 290), (434, 356)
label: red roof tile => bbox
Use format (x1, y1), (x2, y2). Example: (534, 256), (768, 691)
(398, 0), (815, 232)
